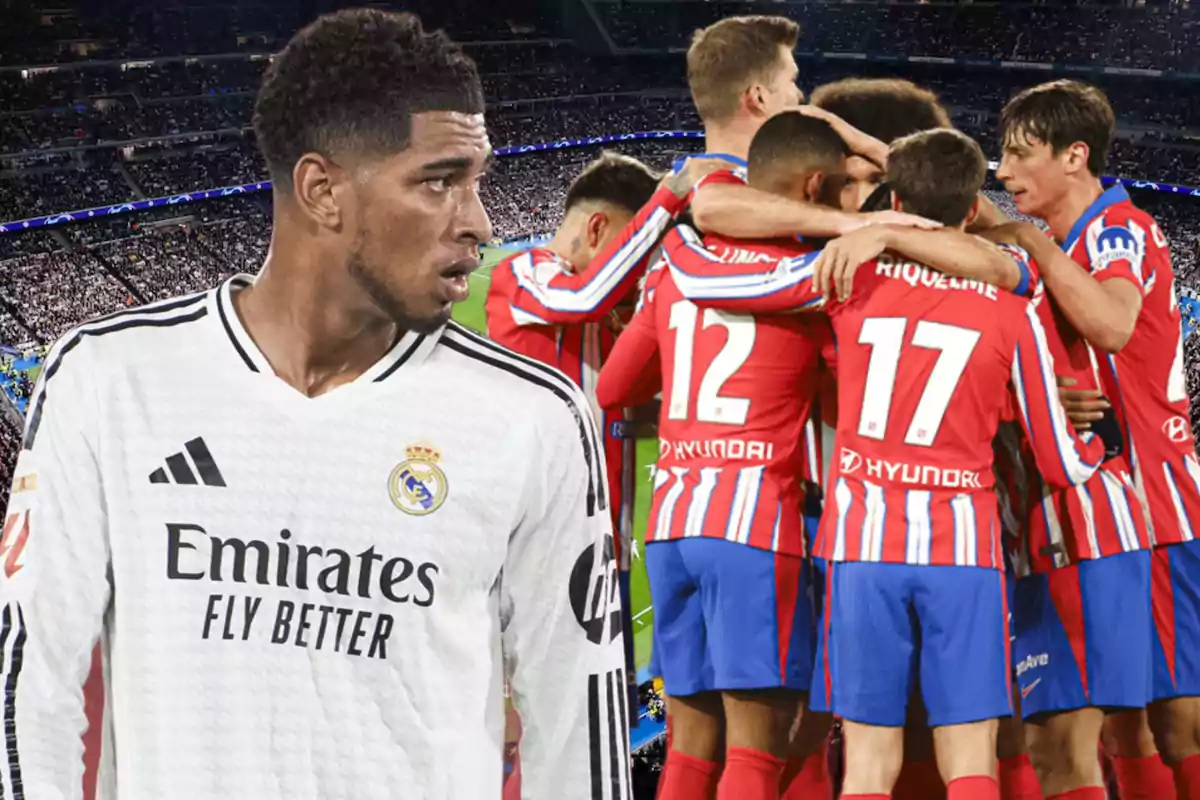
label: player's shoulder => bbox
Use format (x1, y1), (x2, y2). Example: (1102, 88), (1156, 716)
(1115, 199), (1171, 254)
(497, 247), (570, 288)
(1084, 199), (1166, 262)
(38, 286), (214, 385)
(693, 166), (747, 190)
(437, 321), (597, 429)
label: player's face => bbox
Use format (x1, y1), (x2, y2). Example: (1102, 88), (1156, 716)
(347, 111), (493, 332)
(762, 47), (803, 117)
(996, 128), (1066, 220)
(839, 155), (886, 211)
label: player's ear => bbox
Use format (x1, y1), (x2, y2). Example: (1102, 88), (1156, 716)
(744, 82), (767, 116)
(804, 172), (825, 204)
(890, 191), (903, 213)
(964, 196), (981, 230)
(291, 152), (346, 231)
(1064, 141), (1090, 176)
(586, 210), (608, 249)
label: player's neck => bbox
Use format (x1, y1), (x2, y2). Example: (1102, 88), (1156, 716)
(235, 250), (401, 396)
(544, 232), (577, 271)
(1045, 176), (1106, 243)
(703, 120), (753, 163)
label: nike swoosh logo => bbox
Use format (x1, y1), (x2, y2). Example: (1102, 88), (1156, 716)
(1021, 678), (1042, 699)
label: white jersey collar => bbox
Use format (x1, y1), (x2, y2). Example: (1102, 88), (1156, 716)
(211, 274), (441, 386)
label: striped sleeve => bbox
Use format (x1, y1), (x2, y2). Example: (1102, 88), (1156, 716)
(996, 243), (1038, 299)
(596, 271), (661, 411)
(504, 185), (688, 326)
(1009, 301), (1107, 488)
(662, 224), (825, 314)
(502, 358), (631, 800)
(1, 325), (111, 799)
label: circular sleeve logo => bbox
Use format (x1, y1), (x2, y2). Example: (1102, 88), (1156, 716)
(568, 534), (621, 645)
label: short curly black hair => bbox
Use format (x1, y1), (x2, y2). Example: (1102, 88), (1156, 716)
(564, 152), (661, 216)
(253, 9), (484, 188)
(810, 78), (950, 144)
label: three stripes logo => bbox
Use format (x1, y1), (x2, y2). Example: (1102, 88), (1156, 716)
(587, 667), (632, 800)
(149, 437), (226, 487)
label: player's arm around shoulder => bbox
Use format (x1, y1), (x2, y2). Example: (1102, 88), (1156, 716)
(596, 268), (662, 411)
(3, 329), (113, 796)
(1007, 296), (1115, 488)
(500, 385), (629, 800)
(661, 224), (825, 314)
(1030, 213), (1144, 353)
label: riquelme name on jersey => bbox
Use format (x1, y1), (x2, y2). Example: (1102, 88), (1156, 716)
(166, 523), (439, 660)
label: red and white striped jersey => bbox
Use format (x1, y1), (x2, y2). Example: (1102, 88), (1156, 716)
(994, 246), (1150, 575)
(820, 258), (1112, 568)
(658, 227), (1109, 568)
(1062, 184), (1200, 547)
(597, 234), (834, 557)
(486, 183), (689, 565)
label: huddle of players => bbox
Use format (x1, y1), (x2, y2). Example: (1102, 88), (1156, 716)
(486, 13), (1200, 800)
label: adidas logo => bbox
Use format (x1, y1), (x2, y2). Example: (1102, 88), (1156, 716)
(149, 437), (226, 487)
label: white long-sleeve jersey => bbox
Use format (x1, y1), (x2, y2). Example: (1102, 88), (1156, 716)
(0, 276), (632, 800)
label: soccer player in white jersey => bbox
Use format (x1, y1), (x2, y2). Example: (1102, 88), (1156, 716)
(0, 10), (630, 800)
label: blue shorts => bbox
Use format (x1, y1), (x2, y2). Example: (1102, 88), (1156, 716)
(1153, 540), (1200, 700)
(1013, 550), (1152, 717)
(646, 538), (815, 696)
(824, 562), (1012, 727)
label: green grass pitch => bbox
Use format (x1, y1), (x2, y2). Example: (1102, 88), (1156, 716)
(458, 247), (657, 677)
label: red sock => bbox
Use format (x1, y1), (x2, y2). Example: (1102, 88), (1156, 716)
(892, 758), (946, 800)
(999, 754), (1043, 800)
(717, 746), (786, 800)
(841, 796), (889, 800)
(1171, 753), (1200, 800)
(948, 775), (1000, 800)
(780, 741), (832, 799)
(1045, 789), (1106, 799)
(1111, 754), (1176, 799)
(659, 750), (720, 800)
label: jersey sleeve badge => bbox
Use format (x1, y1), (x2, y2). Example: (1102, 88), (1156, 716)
(1086, 218), (1147, 280)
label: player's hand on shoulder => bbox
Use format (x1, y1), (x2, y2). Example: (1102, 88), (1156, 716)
(850, 209), (942, 234)
(979, 221), (1043, 249)
(815, 225), (893, 301)
(798, 104), (889, 168)
(664, 157), (733, 199)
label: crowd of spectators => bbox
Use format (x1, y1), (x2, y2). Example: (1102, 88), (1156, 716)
(593, 1), (1200, 72)
(0, 0), (549, 68)
(10, 0), (1197, 74)
(125, 141), (262, 196)
(3, 138), (1200, 347)
(0, 417), (20, 513)
(11, 55), (1200, 158)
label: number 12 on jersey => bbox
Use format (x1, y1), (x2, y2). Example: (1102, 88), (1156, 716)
(857, 318), (981, 447)
(666, 300), (755, 426)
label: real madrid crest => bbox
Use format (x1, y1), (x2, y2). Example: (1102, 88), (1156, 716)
(389, 444), (449, 516)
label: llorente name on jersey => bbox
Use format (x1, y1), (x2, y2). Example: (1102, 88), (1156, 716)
(165, 523), (440, 661)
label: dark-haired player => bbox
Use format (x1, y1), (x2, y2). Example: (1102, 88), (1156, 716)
(997, 79), (1200, 800)
(665, 128), (1117, 800)
(0, 11), (630, 799)
(488, 151), (681, 554)
(597, 112), (849, 800)
(684, 74), (1032, 800)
